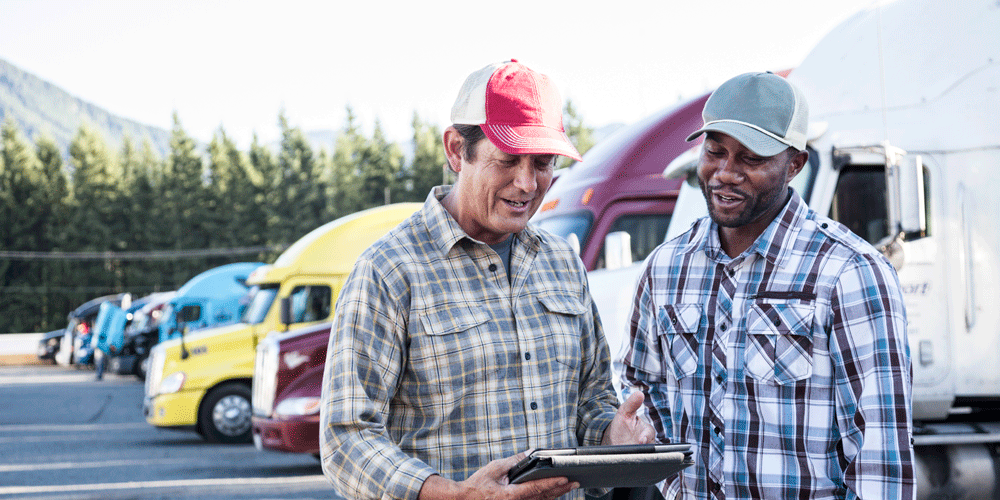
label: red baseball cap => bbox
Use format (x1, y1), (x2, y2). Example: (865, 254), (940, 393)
(450, 60), (582, 162)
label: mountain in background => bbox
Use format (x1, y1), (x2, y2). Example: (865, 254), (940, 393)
(0, 58), (172, 158)
(0, 57), (625, 163)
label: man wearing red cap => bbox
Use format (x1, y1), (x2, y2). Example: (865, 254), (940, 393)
(320, 60), (654, 500)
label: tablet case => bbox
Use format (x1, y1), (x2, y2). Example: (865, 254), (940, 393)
(508, 444), (693, 488)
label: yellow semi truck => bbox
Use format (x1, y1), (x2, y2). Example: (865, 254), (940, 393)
(143, 203), (420, 443)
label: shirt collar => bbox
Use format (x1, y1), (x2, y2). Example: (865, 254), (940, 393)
(698, 188), (809, 268)
(421, 185), (542, 255)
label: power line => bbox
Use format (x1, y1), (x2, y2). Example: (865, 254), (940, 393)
(0, 245), (287, 261)
(0, 285), (175, 293)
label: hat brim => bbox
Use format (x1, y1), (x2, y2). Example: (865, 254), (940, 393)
(685, 121), (791, 157)
(483, 124), (583, 162)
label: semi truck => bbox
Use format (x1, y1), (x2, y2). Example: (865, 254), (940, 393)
(533, 77), (787, 360)
(143, 203), (420, 444)
(54, 293), (126, 366)
(156, 262), (265, 344)
(531, 92), (708, 271)
(251, 321), (331, 455)
(109, 291), (176, 379)
(594, 0), (1000, 497)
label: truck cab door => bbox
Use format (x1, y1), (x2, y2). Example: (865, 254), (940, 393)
(829, 145), (952, 419)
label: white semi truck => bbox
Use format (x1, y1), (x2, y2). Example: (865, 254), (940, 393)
(590, 0), (1000, 496)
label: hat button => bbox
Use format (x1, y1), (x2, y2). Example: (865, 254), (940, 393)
(510, 58), (518, 63)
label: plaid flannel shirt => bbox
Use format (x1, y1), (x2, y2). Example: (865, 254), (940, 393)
(321, 186), (618, 500)
(619, 191), (915, 500)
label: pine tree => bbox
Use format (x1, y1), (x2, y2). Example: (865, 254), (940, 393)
(358, 119), (403, 207)
(63, 124), (120, 320)
(560, 99), (596, 169)
(328, 106), (365, 218)
(249, 134), (280, 247)
(33, 134), (71, 330)
(0, 120), (50, 331)
(208, 128), (265, 249)
(163, 114), (207, 284)
(405, 112), (446, 202)
(67, 123), (118, 251)
(272, 112), (325, 242)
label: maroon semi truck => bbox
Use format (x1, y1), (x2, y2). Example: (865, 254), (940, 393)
(251, 321), (331, 455)
(531, 91), (710, 272)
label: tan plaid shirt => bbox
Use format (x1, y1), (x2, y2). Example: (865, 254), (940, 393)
(320, 186), (619, 500)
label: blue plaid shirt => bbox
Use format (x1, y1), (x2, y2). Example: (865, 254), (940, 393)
(320, 186), (618, 500)
(618, 191), (914, 499)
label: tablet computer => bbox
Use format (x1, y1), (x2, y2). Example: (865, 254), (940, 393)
(507, 443), (693, 488)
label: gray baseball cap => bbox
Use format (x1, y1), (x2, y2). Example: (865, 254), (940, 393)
(686, 71), (809, 157)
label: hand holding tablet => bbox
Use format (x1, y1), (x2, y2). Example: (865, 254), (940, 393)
(507, 443), (693, 488)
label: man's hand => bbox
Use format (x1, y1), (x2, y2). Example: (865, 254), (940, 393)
(418, 451), (578, 500)
(602, 391), (655, 445)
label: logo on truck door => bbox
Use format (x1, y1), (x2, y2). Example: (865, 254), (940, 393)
(283, 351), (309, 369)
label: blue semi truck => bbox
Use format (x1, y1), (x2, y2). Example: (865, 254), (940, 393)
(89, 262), (263, 379)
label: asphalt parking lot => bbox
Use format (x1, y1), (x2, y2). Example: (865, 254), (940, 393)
(0, 363), (342, 499)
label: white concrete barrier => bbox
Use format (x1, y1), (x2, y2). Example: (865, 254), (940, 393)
(0, 333), (45, 355)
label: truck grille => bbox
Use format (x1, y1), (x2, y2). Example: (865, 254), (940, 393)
(252, 338), (279, 417)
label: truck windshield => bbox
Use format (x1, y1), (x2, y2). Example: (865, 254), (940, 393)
(241, 286), (278, 325)
(830, 165), (888, 245)
(533, 212), (593, 253)
(127, 310), (150, 333)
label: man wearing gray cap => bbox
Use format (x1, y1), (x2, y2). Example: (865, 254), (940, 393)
(617, 72), (915, 499)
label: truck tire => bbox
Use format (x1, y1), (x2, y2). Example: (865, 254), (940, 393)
(199, 382), (253, 444)
(135, 353), (148, 381)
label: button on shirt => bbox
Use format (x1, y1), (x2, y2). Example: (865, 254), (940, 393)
(618, 191), (914, 500)
(321, 186), (618, 500)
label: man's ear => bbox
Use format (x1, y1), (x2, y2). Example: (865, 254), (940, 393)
(443, 126), (463, 174)
(787, 149), (809, 182)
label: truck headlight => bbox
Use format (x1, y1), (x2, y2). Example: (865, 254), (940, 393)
(274, 397), (321, 416)
(159, 372), (186, 394)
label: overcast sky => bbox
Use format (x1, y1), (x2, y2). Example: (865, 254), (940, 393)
(0, 0), (882, 149)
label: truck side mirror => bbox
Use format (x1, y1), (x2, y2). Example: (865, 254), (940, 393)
(897, 155), (927, 235)
(565, 233), (581, 256)
(604, 231), (633, 270)
(884, 144), (927, 238)
(279, 297), (292, 327)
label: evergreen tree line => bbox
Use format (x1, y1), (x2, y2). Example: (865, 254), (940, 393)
(0, 104), (594, 333)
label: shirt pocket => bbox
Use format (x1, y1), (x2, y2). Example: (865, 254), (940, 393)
(415, 302), (491, 377)
(744, 300), (815, 385)
(657, 303), (703, 380)
(537, 292), (587, 370)
(410, 303), (492, 404)
(418, 303), (490, 337)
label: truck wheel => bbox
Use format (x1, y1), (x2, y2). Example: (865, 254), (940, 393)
(135, 354), (148, 381)
(199, 383), (253, 443)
